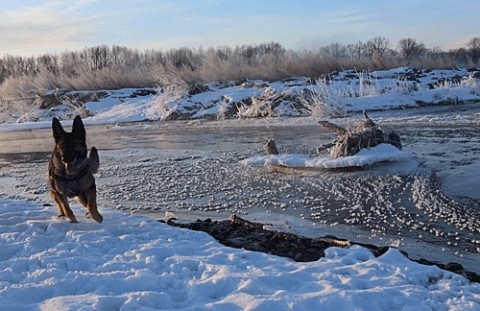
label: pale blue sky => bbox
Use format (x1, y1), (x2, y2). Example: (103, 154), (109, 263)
(1, 0), (479, 56)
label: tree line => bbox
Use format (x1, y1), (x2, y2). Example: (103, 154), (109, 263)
(1, 37), (479, 101)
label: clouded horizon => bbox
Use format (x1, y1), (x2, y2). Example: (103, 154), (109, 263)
(1, 0), (479, 56)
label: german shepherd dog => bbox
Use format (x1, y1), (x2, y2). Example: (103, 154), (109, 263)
(48, 115), (103, 223)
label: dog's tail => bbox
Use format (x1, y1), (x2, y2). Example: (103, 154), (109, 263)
(88, 147), (100, 174)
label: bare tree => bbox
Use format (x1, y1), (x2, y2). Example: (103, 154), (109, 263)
(321, 42), (347, 59)
(38, 54), (59, 73)
(449, 48), (470, 67)
(111, 45), (124, 67)
(347, 41), (365, 59)
(398, 38), (426, 64)
(88, 45), (109, 70)
(467, 37), (480, 64)
(256, 42), (286, 57)
(0, 59), (5, 84)
(365, 37), (390, 56)
(363, 37), (391, 68)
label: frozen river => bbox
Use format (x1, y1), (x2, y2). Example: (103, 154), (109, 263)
(0, 113), (479, 273)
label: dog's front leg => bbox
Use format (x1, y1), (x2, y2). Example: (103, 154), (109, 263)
(84, 186), (103, 223)
(51, 190), (78, 223)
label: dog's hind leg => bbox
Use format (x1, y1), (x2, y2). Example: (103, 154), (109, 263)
(51, 191), (77, 223)
(77, 186), (103, 223)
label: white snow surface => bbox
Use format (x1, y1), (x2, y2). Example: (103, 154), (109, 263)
(1, 197), (479, 311)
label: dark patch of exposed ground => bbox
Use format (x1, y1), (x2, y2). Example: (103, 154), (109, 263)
(164, 214), (480, 283)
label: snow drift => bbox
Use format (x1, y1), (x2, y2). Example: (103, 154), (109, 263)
(1, 198), (479, 310)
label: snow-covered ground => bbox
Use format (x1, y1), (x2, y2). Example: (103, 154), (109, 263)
(1, 197), (479, 310)
(1, 67), (480, 310)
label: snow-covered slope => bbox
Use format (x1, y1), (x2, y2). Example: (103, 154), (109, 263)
(1, 198), (479, 310)
(2, 67), (479, 125)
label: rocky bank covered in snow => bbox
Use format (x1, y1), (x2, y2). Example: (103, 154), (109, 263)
(4, 67), (480, 124)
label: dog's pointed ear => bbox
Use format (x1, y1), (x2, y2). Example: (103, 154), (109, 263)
(72, 115), (86, 141)
(52, 117), (65, 143)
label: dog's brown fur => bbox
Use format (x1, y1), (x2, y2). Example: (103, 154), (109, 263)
(48, 115), (103, 223)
